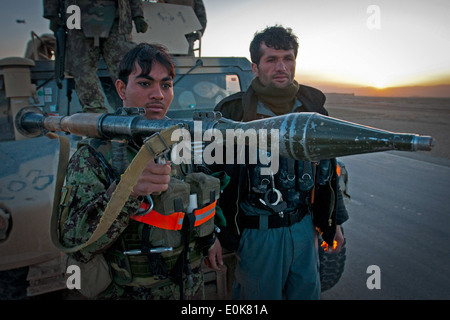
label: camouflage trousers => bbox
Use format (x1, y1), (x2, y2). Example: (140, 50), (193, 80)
(66, 20), (136, 113)
(97, 265), (205, 300)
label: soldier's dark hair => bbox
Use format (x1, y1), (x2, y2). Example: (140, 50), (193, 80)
(250, 25), (299, 65)
(118, 43), (176, 84)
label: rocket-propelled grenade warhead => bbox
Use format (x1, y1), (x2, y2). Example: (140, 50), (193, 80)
(217, 112), (435, 161)
(15, 107), (434, 162)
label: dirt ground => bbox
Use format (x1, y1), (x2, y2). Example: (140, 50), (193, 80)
(323, 94), (450, 161)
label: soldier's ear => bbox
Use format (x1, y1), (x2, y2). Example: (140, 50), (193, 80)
(251, 62), (259, 77)
(115, 79), (126, 100)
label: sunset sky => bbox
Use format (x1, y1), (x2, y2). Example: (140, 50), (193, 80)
(1, 0), (449, 96)
(201, 0), (450, 91)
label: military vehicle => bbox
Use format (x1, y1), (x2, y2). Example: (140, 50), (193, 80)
(0, 2), (349, 299)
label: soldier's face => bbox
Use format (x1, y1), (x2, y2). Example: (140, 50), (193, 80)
(116, 62), (174, 120)
(252, 43), (296, 88)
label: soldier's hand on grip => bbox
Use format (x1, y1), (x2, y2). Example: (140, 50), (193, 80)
(130, 159), (171, 198)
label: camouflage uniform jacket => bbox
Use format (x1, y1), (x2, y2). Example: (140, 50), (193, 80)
(61, 138), (215, 299)
(60, 139), (141, 262)
(60, 138), (216, 261)
(43, 0), (144, 35)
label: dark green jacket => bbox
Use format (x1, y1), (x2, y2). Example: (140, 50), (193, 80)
(216, 84), (329, 121)
(214, 84), (348, 249)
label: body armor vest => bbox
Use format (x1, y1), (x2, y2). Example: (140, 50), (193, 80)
(81, 138), (218, 286)
(77, 0), (117, 43)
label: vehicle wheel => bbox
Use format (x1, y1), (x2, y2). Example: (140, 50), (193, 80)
(318, 233), (346, 292)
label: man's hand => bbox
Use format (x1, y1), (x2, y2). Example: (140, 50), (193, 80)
(130, 159), (171, 197)
(133, 16), (148, 33)
(204, 238), (224, 271)
(328, 225), (345, 253)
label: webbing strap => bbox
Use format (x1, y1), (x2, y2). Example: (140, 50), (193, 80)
(49, 133), (71, 251)
(131, 200), (216, 230)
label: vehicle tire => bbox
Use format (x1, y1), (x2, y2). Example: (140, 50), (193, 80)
(0, 266), (29, 299)
(318, 232), (346, 292)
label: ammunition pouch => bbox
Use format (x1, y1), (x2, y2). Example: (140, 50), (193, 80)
(105, 221), (203, 287)
(66, 254), (112, 298)
(185, 172), (220, 208)
(130, 172), (219, 239)
(152, 178), (190, 218)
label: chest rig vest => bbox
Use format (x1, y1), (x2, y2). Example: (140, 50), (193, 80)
(82, 139), (219, 288)
(243, 148), (333, 228)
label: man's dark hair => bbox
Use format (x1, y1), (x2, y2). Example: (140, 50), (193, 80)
(118, 43), (176, 84)
(250, 25), (299, 65)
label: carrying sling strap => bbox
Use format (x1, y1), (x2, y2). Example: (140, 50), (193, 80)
(49, 126), (181, 253)
(49, 133), (71, 250)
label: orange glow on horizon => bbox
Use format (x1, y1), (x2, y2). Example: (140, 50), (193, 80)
(296, 69), (450, 95)
(297, 69), (450, 87)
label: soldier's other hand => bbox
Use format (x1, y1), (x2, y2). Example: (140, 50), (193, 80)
(186, 32), (200, 41)
(204, 238), (223, 271)
(130, 160), (171, 197)
(133, 16), (148, 33)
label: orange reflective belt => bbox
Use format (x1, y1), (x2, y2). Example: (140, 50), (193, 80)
(131, 209), (185, 230)
(130, 200), (216, 230)
(193, 200), (216, 227)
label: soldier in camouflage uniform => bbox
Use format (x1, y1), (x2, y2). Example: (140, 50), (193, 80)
(43, 0), (148, 113)
(59, 43), (223, 300)
(158, 0), (207, 55)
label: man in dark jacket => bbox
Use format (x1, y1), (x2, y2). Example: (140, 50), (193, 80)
(214, 25), (348, 299)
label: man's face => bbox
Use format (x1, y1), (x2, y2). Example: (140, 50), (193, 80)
(116, 62), (173, 120)
(252, 43), (296, 88)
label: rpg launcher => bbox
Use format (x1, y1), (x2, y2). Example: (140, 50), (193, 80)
(15, 107), (434, 162)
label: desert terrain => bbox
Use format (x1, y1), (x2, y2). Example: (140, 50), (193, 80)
(323, 94), (450, 161)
